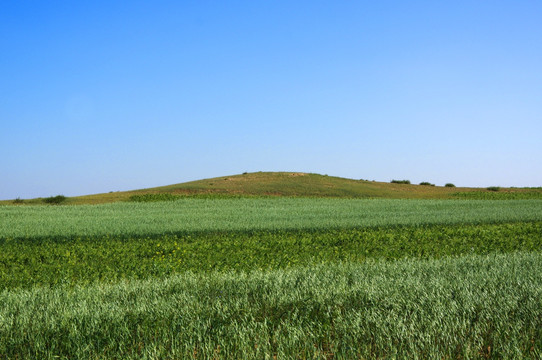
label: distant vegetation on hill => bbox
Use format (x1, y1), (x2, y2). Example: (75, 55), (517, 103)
(2, 172), (541, 205)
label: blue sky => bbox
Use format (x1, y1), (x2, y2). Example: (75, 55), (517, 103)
(1, 1), (541, 199)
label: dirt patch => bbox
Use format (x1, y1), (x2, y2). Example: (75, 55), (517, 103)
(290, 173), (307, 177)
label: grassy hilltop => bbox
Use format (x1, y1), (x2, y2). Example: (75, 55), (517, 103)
(4, 171), (541, 205)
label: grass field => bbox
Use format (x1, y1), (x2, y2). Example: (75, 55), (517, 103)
(2, 198), (541, 238)
(1, 221), (541, 290)
(1, 186), (542, 358)
(2, 253), (541, 359)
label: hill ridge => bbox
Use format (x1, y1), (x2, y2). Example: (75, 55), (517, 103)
(3, 171), (542, 205)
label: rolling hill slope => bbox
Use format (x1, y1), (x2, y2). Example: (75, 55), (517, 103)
(4, 172), (541, 205)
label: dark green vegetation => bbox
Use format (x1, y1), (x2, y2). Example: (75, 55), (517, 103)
(128, 193), (181, 202)
(419, 181), (435, 186)
(42, 195), (67, 204)
(3, 172), (541, 204)
(487, 186), (501, 192)
(1, 222), (541, 289)
(445, 183), (456, 187)
(453, 191), (542, 200)
(1, 196), (542, 358)
(391, 179), (411, 184)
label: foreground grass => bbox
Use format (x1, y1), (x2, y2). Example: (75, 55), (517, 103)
(1, 222), (541, 289)
(1, 252), (541, 359)
(2, 198), (542, 239)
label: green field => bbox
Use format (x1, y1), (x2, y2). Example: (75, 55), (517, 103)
(2, 198), (541, 238)
(2, 253), (541, 359)
(1, 195), (542, 358)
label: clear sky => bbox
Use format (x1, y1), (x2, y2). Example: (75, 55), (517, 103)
(1, 1), (541, 199)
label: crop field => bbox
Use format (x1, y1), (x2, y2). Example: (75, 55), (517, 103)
(2, 198), (542, 238)
(1, 198), (542, 359)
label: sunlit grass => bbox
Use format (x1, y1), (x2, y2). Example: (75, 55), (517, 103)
(1, 252), (541, 359)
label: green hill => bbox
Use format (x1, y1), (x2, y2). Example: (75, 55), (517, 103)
(4, 172), (541, 205)
(149, 172), (460, 199)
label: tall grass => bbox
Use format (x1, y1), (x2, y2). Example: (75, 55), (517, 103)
(1, 198), (541, 239)
(1, 252), (540, 359)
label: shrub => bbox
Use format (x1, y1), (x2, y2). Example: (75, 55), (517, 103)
(445, 183), (456, 188)
(43, 195), (67, 204)
(487, 186), (501, 192)
(419, 182), (435, 186)
(391, 180), (411, 184)
(12, 197), (24, 204)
